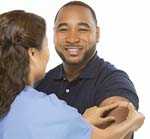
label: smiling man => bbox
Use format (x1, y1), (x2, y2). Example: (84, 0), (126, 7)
(36, 1), (139, 139)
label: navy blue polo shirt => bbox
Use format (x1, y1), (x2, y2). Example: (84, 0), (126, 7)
(36, 54), (139, 114)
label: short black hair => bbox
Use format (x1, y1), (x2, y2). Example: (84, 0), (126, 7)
(54, 1), (97, 25)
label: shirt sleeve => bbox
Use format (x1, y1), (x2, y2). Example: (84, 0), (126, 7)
(95, 70), (139, 109)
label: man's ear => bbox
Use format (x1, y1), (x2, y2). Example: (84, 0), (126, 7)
(96, 26), (100, 43)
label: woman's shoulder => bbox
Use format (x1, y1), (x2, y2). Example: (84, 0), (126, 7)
(12, 86), (80, 122)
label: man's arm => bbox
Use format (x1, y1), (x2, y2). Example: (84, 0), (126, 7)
(99, 96), (133, 139)
(84, 102), (144, 139)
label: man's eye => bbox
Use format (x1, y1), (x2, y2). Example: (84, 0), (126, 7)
(78, 28), (89, 32)
(58, 28), (68, 32)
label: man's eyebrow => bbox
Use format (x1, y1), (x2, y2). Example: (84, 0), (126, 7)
(56, 23), (68, 28)
(78, 22), (90, 28)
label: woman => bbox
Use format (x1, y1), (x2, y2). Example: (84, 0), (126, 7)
(0, 10), (144, 139)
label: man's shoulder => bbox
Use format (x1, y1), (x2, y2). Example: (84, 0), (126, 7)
(91, 56), (130, 82)
(92, 56), (118, 75)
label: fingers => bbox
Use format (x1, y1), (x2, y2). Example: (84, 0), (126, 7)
(83, 105), (117, 126)
(95, 117), (116, 128)
(94, 116), (115, 127)
(84, 102), (144, 132)
(100, 116), (115, 124)
(124, 112), (144, 133)
(127, 103), (145, 132)
(98, 103), (119, 117)
(127, 102), (138, 120)
(128, 102), (135, 111)
(116, 103), (145, 133)
(134, 112), (145, 131)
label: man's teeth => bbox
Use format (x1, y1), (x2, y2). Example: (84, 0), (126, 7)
(67, 48), (80, 55)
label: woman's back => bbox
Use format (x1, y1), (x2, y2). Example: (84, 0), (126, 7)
(0, 86), (91, 139)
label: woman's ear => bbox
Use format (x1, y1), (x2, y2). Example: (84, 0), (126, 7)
(96, 26), (100, 43)
(28, 48), (39, 63)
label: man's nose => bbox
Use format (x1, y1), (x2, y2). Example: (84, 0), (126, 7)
(65, 31), (80, 44)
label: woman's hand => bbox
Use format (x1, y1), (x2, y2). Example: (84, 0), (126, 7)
(104, 102), (145, 139)
(123, 102), (145, 131)
(90, 102), (144, 139)
(83, 103), (118, 126)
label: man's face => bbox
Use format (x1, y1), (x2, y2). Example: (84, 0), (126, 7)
(54, 5), (99, 65)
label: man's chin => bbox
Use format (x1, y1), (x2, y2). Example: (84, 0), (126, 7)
(64, 58), (83, 66)
(59, 53), (85, 65)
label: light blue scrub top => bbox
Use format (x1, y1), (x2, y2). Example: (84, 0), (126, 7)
(0, 86), (91, 139)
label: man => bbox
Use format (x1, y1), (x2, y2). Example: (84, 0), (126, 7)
(36, 1), (139, 138)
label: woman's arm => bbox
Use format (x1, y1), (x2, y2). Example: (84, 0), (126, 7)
(84, 103), (144, 139)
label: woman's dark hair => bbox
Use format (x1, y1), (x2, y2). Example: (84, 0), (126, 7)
(0, 10), (46, 118)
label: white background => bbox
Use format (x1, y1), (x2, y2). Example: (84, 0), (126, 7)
(1, 0), (149, 138)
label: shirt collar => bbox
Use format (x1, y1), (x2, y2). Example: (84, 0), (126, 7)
(80, 53), (100, 79)
(50, 64), (64, 80)
(52, 53), (101, 80)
